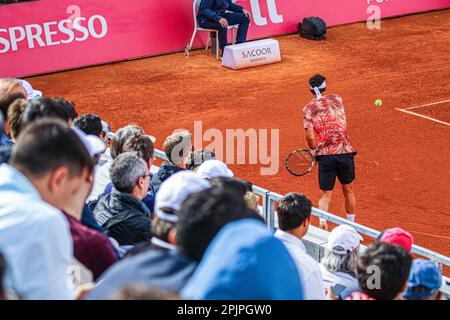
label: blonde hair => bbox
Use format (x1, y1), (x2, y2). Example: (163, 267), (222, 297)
(0, 79), (22, 95)
(244, 191), (259, 210)
(0, 79), (27, 119)
(7, 98), (27, 141)
(163, 130), (192, 165)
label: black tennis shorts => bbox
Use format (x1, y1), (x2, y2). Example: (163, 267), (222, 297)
(317, 153), (356, 191)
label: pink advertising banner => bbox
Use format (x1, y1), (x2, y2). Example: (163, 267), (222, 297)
(0, 0), (448, 77)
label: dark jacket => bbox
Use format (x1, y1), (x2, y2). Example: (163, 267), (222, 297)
(103, 182), (155, 214)
(85, 248), (197, 300)
(197, 0), (243, 23)
(81, 204), (105, 233)
(94, 188), (151, 246)
(151, 162), (184, 194)
(0, 144), (12, 165)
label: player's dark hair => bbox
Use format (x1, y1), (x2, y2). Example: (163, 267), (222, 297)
(277, 192), (312, 231)
(73, 114), (103, 136)
(11, 119), (94, 178)
(357, 242), (412, 300)
(309, 74), (327, 95)
(177, 187), (263, 261)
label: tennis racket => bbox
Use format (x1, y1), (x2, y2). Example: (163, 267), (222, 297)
(285, 148), (315, 176)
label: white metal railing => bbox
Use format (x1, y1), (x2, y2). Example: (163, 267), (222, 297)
(154, 148), (450, 268)
(153, 148), (450, 296)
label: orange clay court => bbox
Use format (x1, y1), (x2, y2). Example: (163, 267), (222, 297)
(26, 10), (450, 256)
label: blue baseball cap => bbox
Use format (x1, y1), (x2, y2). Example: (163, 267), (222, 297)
(404, 259), (442, 299)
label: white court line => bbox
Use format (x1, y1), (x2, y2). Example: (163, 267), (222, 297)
(405, 99), (450, 110)
(396, 108), (450, 127)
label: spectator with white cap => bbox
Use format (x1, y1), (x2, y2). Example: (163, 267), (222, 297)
(275, 192), (326, 300)
(87, 186), (263, 300)
(0, 119), (95, 299)
(93, 152), (152, 246)
(18, 80), (42, 100)
(196, 159), (234, 180)
(150, 170), (211, 251)
(85, 171), (212, 299)
(320, 224), (363, 299)
(404, 259), (442, 300)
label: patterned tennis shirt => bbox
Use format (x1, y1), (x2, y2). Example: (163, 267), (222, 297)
(303, 94), (355, 156)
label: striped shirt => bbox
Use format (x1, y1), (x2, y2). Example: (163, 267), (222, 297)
(0, 132), (12, 146)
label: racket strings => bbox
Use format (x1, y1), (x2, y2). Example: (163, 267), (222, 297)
(286, 150), (313, 176)
(293, 151), (311, 164)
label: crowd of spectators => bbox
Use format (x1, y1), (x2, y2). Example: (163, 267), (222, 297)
(0, 78), (445, 300)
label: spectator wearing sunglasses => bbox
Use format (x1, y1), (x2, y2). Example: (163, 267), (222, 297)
(94, 152), (152, 246)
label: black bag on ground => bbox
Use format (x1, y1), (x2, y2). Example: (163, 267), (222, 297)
(299, 17), (327, 40)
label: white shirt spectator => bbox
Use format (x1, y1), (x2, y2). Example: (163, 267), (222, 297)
(0, 164), (74, 299)
(319, 264), (361, 299)
(88, 160), (112, 202)
(275, 229), (326, 300)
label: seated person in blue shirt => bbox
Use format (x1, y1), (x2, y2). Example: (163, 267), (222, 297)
(197, 0), (251, 56)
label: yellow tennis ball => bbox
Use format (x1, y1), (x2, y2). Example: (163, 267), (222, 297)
(375, 99), (383, 106)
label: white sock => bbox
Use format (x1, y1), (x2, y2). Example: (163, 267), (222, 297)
(347, 214), (356, 222)
(319, 218), (326, 224)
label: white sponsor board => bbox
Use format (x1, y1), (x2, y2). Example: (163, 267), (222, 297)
(222, 38), (281, 70)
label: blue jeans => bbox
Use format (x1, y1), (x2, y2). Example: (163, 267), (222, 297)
(198, 12), (250, 51)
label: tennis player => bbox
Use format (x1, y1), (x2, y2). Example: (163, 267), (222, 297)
(303, 74), (357, 230)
